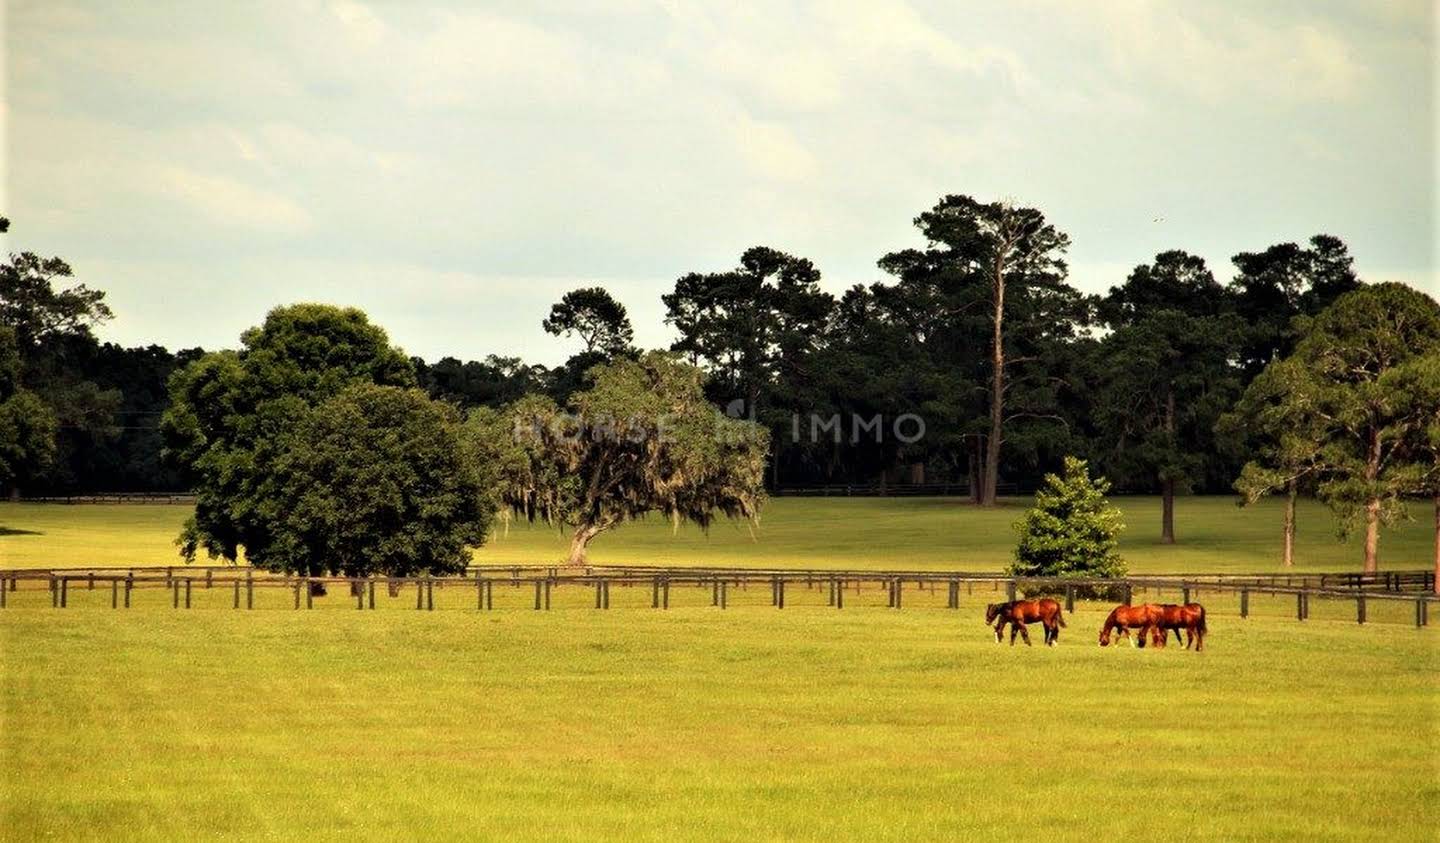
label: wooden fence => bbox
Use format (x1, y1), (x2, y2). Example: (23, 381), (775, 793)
(1, 565), (1434, 627)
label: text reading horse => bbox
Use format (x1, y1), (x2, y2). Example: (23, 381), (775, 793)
(985, 599), (1067, 646)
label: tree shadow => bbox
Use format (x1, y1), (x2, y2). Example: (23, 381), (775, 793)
(0, 527), (43, 537)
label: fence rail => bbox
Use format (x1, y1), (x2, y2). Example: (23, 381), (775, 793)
(14, 492), (197, 505)
(1, 565), (1434, 627)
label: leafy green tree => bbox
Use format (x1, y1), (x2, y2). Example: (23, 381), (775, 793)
(1097, 251), (1242, 543)
(663, 246), (833, 486)
(542, 287), (634, 357)
(1229, 235), (1360, 379)
(476, 351), (768, 565)
(0, 326), (57, 494)
(1384, 351), (1440, 591)
(0, 226), (118, 494)
(163, 304), (418, 567)
(256, 384), (492, 576)
(879, 196), (1078, 505)
(1288, 283), (1440, 572)
(1218, 357), (1328, 567)
(1009, 455), (1126, 580)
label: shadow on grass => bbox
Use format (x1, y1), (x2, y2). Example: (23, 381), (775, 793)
(0, 526), (43, 537)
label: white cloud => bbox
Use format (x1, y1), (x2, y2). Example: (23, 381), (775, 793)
(152, 165), (311, 233)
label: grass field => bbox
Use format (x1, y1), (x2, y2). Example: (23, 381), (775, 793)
(1, 607), (1435, 841)
(2, 497), (1436, 841)
(2, 495), (1435, 572)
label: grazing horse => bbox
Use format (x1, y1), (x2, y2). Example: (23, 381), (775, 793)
(985, 599), (1067, 646)
(1155, 603), (1207, 650)
(1098, 604), (1162, 647)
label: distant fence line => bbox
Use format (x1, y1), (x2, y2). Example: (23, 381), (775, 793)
(13, 492), (197, 505)
(2, 565), (1433, 627)
(6, 563), (1432, 594)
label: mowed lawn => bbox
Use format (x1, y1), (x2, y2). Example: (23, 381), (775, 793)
(0, 495), (1434, 572)
(0, 606), (1435, 842)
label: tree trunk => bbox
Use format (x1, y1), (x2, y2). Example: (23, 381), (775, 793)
(567, 525), (602, 567)
(1362, 498), (1380, 574)
(982, 255), (1006, 507)
(1161, 479), (1176, 545)
(1362, 426), (1381, 574)
(1281, 481), (1296, 568)
(1433, 495), (1439, 595)
(1160, 388), (1176, 544)
(968, 438), (983, 505)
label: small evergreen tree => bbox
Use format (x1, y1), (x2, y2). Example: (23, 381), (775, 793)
(1009, 456), (1126, 580)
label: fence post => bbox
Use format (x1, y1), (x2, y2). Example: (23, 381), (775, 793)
(174, 578), (181, 610)
(88, 573), (94, 591)
(356, 580), (364, 610)
(713, 579), (721, 607)
(1006, 580), (1017, 603)
(295, 581), (302, 610)
(1356, 595), (1365, 625)
(113, 579), (119, 609)
(1417, 598), (1425, 628)
(205, 570), (212, 590)
(415, 579), (424, 610)
(60, 577), (68, 608)
(247, 573), (254, 610)
(603, 579), (610, 609)
(720, 580), (728, 609)
(185, 578), (193, 609)
(544, 579), (551, 610)
(1182, 584), (1190, 605)
(894, 579), (901, 610)
(1122, 582), (1132, 606)
(663, 578), (670, 610)
(535, 580), (543, 610)
(652, 578), (660, 609)
(233, 579), (240, 609)
(486, 580), (493, 610)
(125, 575), (133, 608)
(776, 579), (784, 609)
(1240, 588), (1249, 618)
(836, 579), (844, 609)
(1064, 585), (1074, 613)
(0, 578), (6, 609)
(478, 578), (485, 611)
(426, 578), (434, 611)
(305, 579), (313, 610)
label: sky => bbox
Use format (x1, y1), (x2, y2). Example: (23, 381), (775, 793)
(3, 0), (1435, 365)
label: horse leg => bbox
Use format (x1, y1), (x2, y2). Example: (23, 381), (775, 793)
(1017, 623), (1032, 647)
(1172, 628), (1184, 646)
(994, 620), (1006, 644)
(1009, 623), (1019, 646)
(1135, 625), (1147, 648)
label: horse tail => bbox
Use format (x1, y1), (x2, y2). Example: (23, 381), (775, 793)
(1197, 605), (1207, 634)
(1056, 605), (1067, 627)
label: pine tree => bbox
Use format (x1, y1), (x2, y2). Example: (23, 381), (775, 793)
(1009, 456), (1126, 579)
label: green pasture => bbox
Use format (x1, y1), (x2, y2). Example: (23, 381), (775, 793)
(0, 495), (1433, 573)
(1, 605), (1435, 842)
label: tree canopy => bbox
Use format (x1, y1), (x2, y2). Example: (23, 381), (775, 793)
(163, 304), (450, 572)
(1009, 455), (1126, 580)
(1274, 283), (1440, 571)
(542, 286), (635, 357)
(259, 384), (491, 577)
(475, 351), (768, 565)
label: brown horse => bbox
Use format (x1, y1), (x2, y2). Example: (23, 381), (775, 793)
(985, 599), (1066, 646)
(1154, 603), (1207, 650)
(1098, 604), (1162, 647)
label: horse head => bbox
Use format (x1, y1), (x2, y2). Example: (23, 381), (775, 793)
(984, 603), (999, 624)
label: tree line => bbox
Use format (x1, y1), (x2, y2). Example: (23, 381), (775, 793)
(2, 198), (1437, 577)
